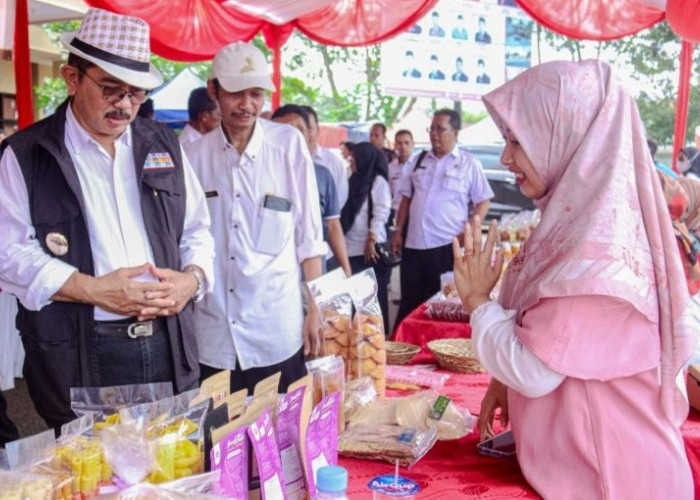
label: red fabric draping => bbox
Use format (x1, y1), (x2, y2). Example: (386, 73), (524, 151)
(515, 0), (665, 41)
(85, 0), (440, 60)
(14, 0), (33, 130)
(342, 367), (700, 497)
(392, 304), (472, 364)
(667, 0), (700, 43)
(672, 41), (695, 173)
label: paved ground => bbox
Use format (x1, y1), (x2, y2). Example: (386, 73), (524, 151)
(2, 267), (404, 439)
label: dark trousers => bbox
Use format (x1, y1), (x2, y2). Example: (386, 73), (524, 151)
(24, 318), (181, 435)
(348, 256), (391, 336)
(394, 244), (455, 332)
(93, 319), (175, 387)
(0, 391), (19, 447)
(199, 347), (307, 395)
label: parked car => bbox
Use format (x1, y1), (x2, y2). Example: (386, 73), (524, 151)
(411, 143), (535, 221)
(461, 144), (535, 221)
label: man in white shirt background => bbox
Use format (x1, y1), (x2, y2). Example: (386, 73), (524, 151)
(391, 109), (493, 331)
(303, 105), (349, 209)
(185, 42), (326, 394)
(388, 129), (416, 215)
(0, 8), (215, 431)
(179, 87), (221, 146)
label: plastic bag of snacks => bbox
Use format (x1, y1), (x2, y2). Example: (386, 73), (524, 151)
(305, 355), (345, 433)
(346, 269), (386, 397)
(112, 389), (209, 485)
(97, 470), (221, 499)
(343, 376), (377, 425)
(5, 430), (75, 499)
(394, 391), (475, 441)
(384, 365), (450, 390)
(338, 424), (438, 467)
(307, 269), (353, 362)
(498, 209), (540, 242)
(70, 382), (174, 433)
(0, 470), (54, 500)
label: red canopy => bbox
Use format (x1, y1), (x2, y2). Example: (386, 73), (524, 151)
(13, 0), (696, 160)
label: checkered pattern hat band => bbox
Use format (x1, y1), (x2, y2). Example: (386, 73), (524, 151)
(71, 8), (151, 72)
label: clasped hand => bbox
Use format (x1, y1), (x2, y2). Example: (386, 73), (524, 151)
(451, 216), (504, 314)
(93, 263), (197, 320)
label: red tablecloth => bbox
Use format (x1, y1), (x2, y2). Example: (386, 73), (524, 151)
(341, 368), (700, 499)
(393, 304), (472, 364)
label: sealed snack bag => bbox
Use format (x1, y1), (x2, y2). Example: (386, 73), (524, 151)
(5, 430), (74, 499)
(248, 409), (287, 500)
(70, 382), (173, 432)
(0, 470), (54, 499)
(98, 470), (221, 499)
(305, 355), (345, 432)
(210, 425), (249, 499)
(338, 424), (438, 467)
(199, 370), (231, 408)
(275, 383), (311, 500)
(347, 269), (386, 396)
(307, 269), (353, 362)
(303, 392), (340, 498)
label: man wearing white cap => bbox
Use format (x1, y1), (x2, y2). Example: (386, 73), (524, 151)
(185, 42), (325, 394)
(0, 8), (215, 431)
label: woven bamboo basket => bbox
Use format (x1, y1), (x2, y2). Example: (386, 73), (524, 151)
(427, 338), (485, 373)
(385, 341), (421, 365)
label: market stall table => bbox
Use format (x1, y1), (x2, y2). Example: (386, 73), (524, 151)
(392, 304), (471, 363)
(341, 368), (700, 499)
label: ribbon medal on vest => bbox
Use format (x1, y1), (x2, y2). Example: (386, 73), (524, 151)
(45, 232), (69, 256)
(144, 152), (175, 170)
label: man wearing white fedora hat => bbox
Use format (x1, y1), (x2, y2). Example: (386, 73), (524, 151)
(0, 8), (215, 431)
(185, 42), (325, 394)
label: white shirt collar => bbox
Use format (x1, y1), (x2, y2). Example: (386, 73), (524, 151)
(217, 119), (264, 162)
(429, 143), (459, 160)
(65, 102), (132, 155)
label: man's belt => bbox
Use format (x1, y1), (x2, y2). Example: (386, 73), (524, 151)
(93, 317), (167, 339)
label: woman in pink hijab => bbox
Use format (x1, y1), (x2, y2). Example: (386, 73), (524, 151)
(453, 60), (696, 498)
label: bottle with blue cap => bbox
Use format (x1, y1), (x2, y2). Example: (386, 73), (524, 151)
(316, 465), (351, 499)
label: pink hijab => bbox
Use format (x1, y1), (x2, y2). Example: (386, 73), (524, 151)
(483, 60), (695, 425)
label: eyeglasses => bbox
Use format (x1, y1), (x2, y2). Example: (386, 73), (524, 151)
(79, 69), (150, 105)
(427, 126), (452, 134)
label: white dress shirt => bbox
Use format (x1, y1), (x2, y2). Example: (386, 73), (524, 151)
(178, 123), (202, 146)
(470, 301), (564, 398)
(397, 145), (493, 249)
(388, 155), (415, 210)
(344, 176), (392, 257)
(314, 146), (349, 209)
(0, 104), (215, 320)
(185, 119), (326, 370)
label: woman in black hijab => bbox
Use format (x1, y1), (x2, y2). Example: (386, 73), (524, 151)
(341, 142), (393, 335)
(678, 147), (700, 180)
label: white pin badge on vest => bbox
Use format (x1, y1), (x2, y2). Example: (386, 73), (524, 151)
(45, 232), (69, 256)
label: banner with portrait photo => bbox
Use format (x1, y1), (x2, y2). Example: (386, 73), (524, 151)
(380, 0), (533, 101)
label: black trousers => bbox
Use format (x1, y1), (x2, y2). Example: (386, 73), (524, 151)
(199, 347), (307, 395)
(0, 391), (19, 447)
(348, 256), (392, 336)
(394, 244), (455, 332)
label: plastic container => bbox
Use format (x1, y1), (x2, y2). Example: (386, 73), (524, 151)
(368, 473), (420, 499)
(316, 465), (351, 499)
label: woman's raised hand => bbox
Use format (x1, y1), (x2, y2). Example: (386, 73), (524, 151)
(452, 215), (504, 314)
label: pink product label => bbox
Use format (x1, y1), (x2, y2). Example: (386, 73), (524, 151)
(210, 426), (249, 499)
(304, 392), (340, 497)
(249, 409), (288, 500)
(276, 387), (307, 499)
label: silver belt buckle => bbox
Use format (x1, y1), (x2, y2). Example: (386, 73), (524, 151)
(127, 321), (153, 339)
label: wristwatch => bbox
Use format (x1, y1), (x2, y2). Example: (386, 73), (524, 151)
(184, 265), (205, 303)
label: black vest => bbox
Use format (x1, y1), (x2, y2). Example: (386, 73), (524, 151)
(1, 100), (199, 391)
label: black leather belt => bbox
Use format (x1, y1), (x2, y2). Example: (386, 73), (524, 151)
(93, 317), (167, 339)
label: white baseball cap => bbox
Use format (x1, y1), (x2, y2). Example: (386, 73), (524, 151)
(211, 42), (275, 93)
